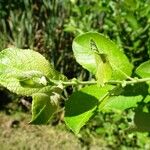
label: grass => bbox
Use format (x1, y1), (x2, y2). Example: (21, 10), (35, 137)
(0, 112), (82, 150)
(0, 110), (150, 150)
(0, 111), (118, 150)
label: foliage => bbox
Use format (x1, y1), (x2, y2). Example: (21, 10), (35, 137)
(0, 0), (150, 78)
(65, 0), (150, 66)
(1, 32), (150, 136)
(1, 1), (150, 148)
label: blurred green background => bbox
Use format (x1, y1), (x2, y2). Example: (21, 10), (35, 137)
(0, 0), (150, 149)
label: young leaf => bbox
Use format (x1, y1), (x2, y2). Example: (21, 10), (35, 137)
(30, 93), (57, 124)
(19, 76), (48, 88)
(72, 32), (133, 80)
(90, 39), (112, 85)
(0, 48), (67, 95)
(96, 62), (112, 86)
(136, 60), (150, 78)
(64, 85), (112, 134)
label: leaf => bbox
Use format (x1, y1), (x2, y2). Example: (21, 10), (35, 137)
(99, 83), (148, 111)
(136, 60), (150, 78)
(96, 61), (112, 86)
(134, 108), (150, 132)
(30, 93), (57, 124)
(101, 95), (142, 112)
(0, 48), (67, 95)
(64, 85), (112, 134)
(99, 83), (146, 112)
(72, 32), (133, 80)
(90, 39), (112, 86)
(125, 12), (139, 30)
(144, 95), (150, 103)
(122, 82), (149, 97)
(123, 0), (139, 11)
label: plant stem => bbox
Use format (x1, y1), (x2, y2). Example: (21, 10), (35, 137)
(49, 77), (150, 87)
(49, 79), (97, 86)
(107, 78), (150, 85)
(120, 78), (150, 85)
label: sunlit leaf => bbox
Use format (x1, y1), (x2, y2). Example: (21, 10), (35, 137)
(90, 39), (112, 86)
(0, 48), (67, 95)
(100, 95), (142, 112)
(96, 61), (112, 86)
(136, 60), (150, 78)
(72, 32), (133, 80)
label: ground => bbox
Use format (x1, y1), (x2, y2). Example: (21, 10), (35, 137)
(0, 112), (108, 150)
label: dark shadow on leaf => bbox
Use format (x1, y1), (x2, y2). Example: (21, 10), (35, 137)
(133, 106), (150, 132)
(121, 82), (149, 97)
(65, 91), (98, 117)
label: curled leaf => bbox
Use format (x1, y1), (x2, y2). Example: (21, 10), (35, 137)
(30, 93), (57, 124)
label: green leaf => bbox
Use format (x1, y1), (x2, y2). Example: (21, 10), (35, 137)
(101, 95), (142, 112)
(72, 32), (133, 80)
(99, 83), (146, 112)
(64, 85), (111, 134)
(143, 95), (150, 103)
(122, 82), (149, 97)
(123, 0), (139, 11)
(90, 39), (112, 86)
(125, 13), (139, 30)
(136, 60), (150, 78)
(0, 48), (67, 95)
(134, 108), (150, 132)
(96, 61), (112, 86)
(30, 93), (57, 124)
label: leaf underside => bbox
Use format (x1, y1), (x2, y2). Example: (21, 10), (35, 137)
(0, 48), (67, 95)
(30, 93), (57, 124)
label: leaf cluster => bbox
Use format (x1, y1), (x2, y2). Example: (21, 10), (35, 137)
(1, 32), (150, 134)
